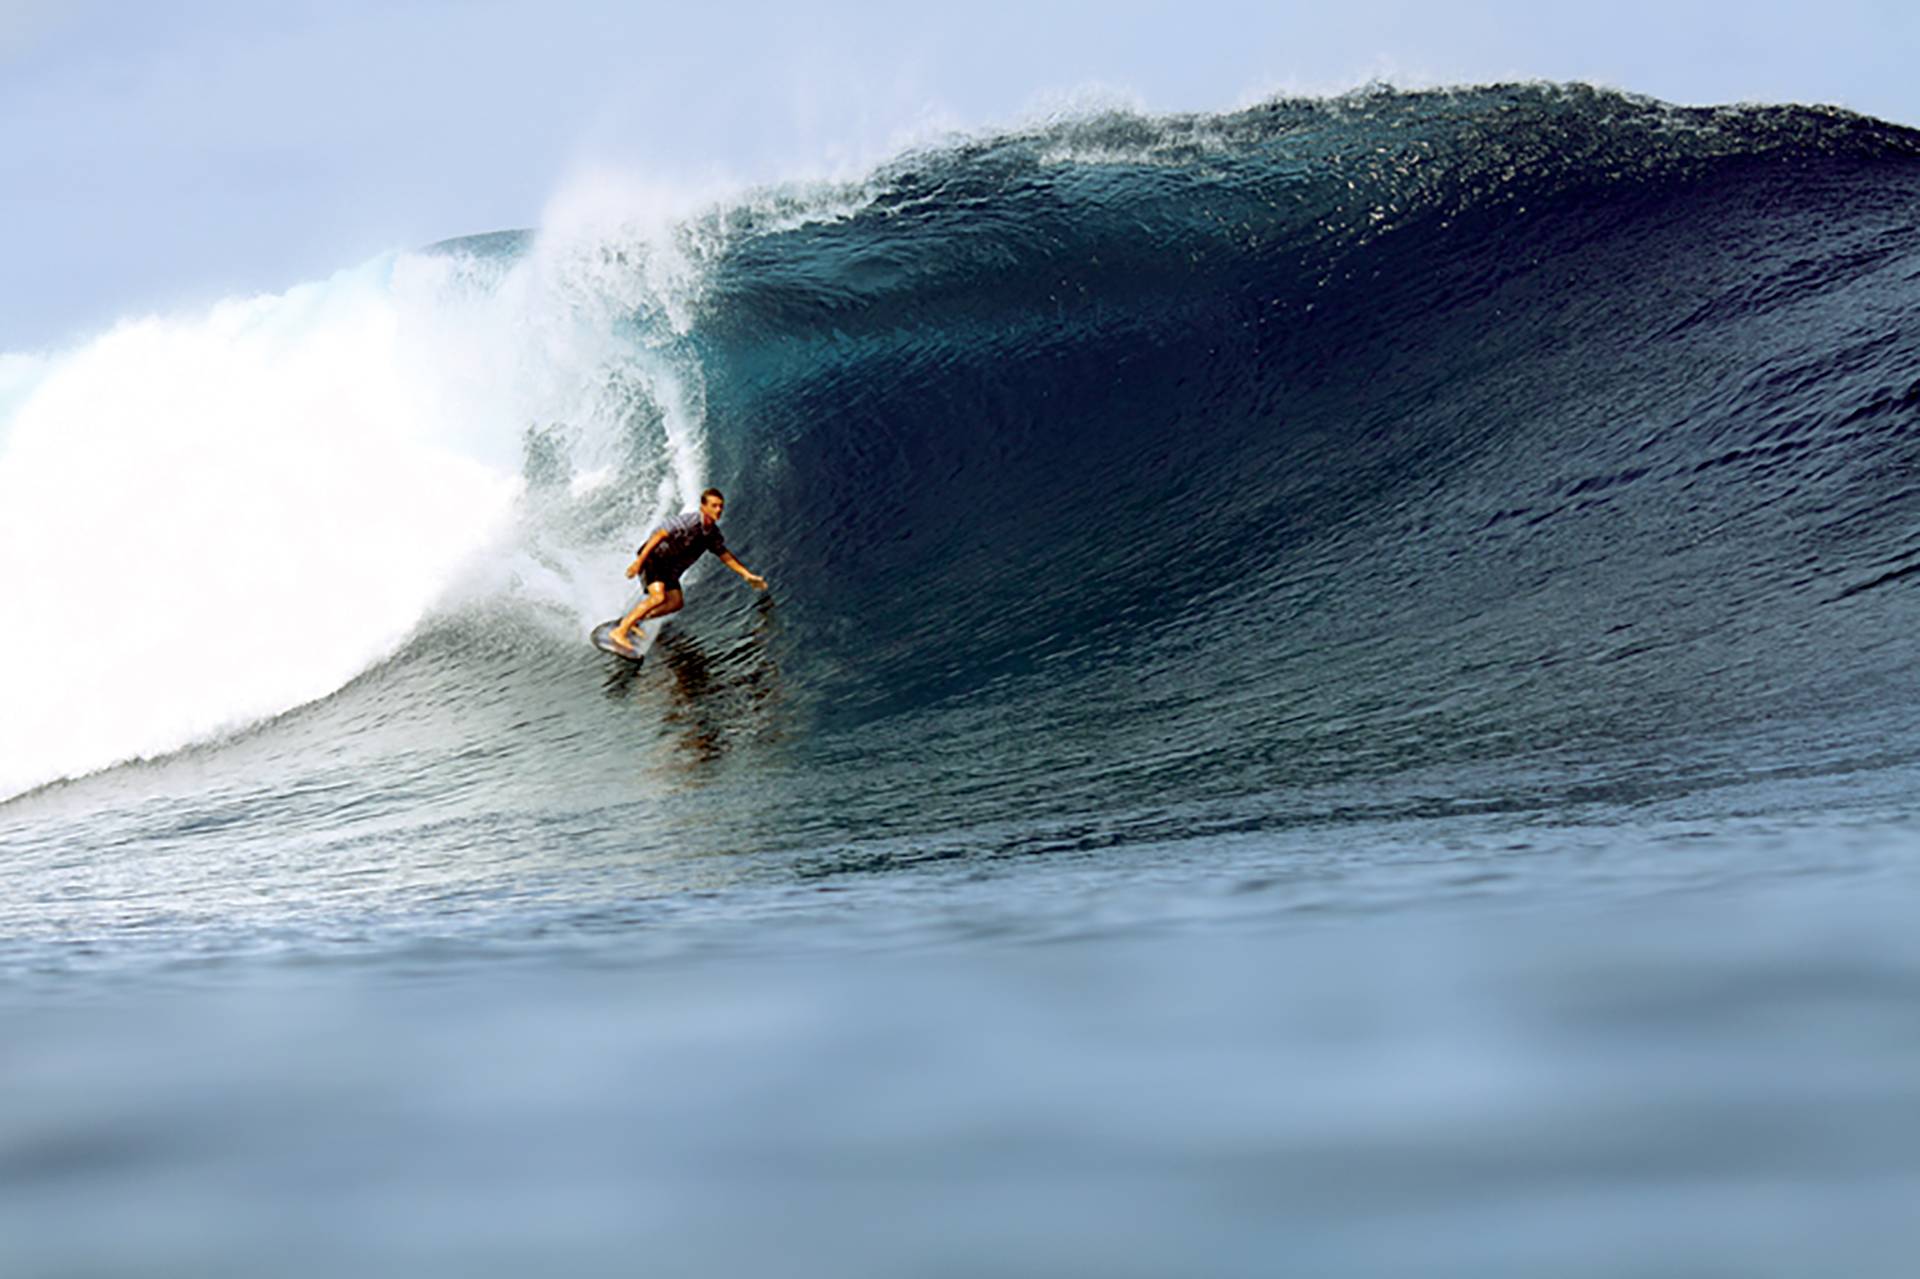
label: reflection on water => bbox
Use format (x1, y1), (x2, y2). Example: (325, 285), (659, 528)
(601, 596), (790, 771)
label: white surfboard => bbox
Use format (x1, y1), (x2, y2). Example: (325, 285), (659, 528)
(590, 620), (645, 662)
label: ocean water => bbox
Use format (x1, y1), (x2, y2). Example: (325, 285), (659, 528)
(4, 84), (1920, 1275)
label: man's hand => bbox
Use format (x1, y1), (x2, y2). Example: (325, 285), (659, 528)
(747, 573), (768, 590)
(625, 558), (642, 579)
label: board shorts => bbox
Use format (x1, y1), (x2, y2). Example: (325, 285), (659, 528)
(642, 567), (683, 595)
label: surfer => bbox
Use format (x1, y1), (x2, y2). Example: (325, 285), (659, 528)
(610, 488), (767, 648)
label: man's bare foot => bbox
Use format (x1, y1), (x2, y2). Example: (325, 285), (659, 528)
(610, 627), (635, 648)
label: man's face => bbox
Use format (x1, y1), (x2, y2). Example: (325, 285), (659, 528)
(701, 494), (724, 523)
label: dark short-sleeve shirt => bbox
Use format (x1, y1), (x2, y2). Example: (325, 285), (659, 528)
(643, 511), (726, 582)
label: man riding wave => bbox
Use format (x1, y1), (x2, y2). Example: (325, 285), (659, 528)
(610, 487), (766, 649)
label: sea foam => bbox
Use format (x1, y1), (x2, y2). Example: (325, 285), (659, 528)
(0, 258), (528, 800)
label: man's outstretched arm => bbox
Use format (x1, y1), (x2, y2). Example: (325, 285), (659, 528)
(717, 550), (767, 590)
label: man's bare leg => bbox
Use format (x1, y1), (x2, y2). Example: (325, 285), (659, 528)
(611, 586), (682, 647)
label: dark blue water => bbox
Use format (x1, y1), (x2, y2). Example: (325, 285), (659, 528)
(6, 84), (1920, 1275)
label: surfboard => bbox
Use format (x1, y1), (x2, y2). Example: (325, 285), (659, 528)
(591, 620), (645, 662)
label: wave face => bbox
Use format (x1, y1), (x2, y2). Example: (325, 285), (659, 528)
(7, 84), (1920, 824)
(691, 85), (1920, 820)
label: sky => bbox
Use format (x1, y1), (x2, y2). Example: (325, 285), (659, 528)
(3, 0), (1917, 349)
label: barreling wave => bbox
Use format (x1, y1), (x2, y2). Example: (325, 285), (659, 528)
(695, 85), (1920, 773)
(6, 83), (1920, 808)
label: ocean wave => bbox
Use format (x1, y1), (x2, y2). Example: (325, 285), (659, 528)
(6, 84), (1920, 803)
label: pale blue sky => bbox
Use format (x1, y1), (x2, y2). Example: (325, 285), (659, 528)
(3, 0), (1915, 349)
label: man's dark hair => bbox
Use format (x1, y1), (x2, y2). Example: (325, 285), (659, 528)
(701, 487), (724, 504)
